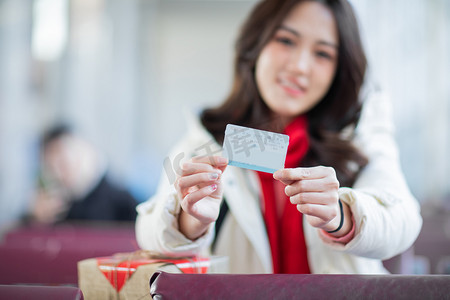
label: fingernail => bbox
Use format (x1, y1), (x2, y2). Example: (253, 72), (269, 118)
(210, 184), (218, 191)
(209, 173), (219, 180)
(301, 169), (311, 178)
(216, 156), (228, 164)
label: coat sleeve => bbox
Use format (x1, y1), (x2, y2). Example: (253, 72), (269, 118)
(321, 89), (423, 260)
(135, 187), (214, 257)
(135, 116), (216, 257)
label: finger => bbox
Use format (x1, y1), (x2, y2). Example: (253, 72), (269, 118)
(177, 172), (220, 190)
(217, 163), (228, 174)
(181, 162), (222, 176)
(176, 173), (220, 199)
(274, 166), (335, 182)
(181, 184), (218, 212)
(284, 177), (339, 196)
(296, 203), (338, 223)
(288, 191), (339, 205)
(192, 155), (228, 167)
(304, 214), (337, 230)
(274, 177), (294, 186)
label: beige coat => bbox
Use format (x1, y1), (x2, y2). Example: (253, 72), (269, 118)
(136, 89), (422, 274)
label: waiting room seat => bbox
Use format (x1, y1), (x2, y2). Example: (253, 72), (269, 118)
(0, 222), (138, 285)
(0, 285), (83, 300)
(150, 271), (450, 300)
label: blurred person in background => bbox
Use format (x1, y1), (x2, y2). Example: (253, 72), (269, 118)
(25, 124), (138, 225)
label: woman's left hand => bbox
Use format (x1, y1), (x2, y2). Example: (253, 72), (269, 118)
(273, 166), (351, 236)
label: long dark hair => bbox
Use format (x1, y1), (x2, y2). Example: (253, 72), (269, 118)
(201, 0), (368, 187)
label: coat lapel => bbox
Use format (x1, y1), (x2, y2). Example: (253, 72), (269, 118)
(222, 167), (272, 273)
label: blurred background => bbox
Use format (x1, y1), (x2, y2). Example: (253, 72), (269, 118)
(0, 0), (449, 274)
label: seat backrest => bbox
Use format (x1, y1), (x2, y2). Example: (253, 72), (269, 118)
(0, 223), (138, 285)
(150, 272), (450, 300)
(0, 285), (84, 300)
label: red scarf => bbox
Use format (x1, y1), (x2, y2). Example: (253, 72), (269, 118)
(256, 115), (311, 274)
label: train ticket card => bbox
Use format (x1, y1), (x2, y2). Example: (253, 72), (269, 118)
(222, 124), (290, 173)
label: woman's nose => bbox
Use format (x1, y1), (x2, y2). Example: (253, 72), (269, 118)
(288, 49), (311, 75)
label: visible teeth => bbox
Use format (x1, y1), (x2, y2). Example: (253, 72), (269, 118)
(280, 78), (299, 90)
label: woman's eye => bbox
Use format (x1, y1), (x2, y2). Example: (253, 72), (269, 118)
(316, 51), (332, 60)
(276, 37), (295, 46)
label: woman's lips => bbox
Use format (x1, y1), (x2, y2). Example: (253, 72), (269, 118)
(279, 78), (306, 97)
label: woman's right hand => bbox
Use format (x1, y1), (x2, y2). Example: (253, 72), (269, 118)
(175, 155), (228, 240)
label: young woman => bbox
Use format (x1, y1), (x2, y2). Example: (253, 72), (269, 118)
(136, 0), (422, 274)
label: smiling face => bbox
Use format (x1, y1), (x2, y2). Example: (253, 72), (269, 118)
(255, 1), (339, 125)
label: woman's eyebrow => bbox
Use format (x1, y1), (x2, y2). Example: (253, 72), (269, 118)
(279, 25), (300, 37)
(318, 40), (338, 49)
(278, 25), (338, 49)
